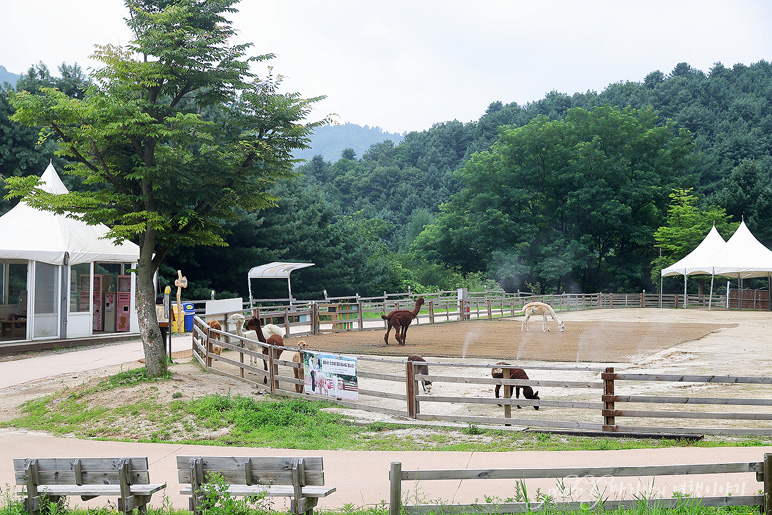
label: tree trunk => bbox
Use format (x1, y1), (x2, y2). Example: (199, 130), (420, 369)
(136, 235), (167, 377)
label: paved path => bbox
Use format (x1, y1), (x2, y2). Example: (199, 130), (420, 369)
(0, 333), (770, 511)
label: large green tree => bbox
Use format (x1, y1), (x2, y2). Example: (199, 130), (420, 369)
(651, 188), (737, 289)
(5, 0), (325, 376)
(413, 106), (697, 293)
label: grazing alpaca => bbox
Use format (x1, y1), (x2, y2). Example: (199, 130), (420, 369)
(292, 340), (309, 393)
(227, 313), (261, 366)
(491, 361), (540, 409)
(520, 301), (564, 333)
(205, 319), (223, 355)
(243, 313), (286, 384)
(381, 297), (425, 345)
(408, 354), (432, 394)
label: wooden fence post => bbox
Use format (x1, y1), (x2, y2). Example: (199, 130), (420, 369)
(487, 299), (492, 320)
(602, 366), (616, 432)
(429, 301), (435, 324)
(389, 462), (402, 515)
(504, 384), (511, 422)
(764, 453), (771, 514)
(269, 345), (277, 394)
(406, 360), (417, 418)
(357, 301), (364, 331)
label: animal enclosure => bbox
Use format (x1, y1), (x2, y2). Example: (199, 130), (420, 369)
(191, 313), (772, 436)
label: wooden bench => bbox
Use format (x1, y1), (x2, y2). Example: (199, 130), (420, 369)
(389, 454), (772, 515)
(13, 457), (166, 515)
(177, 455), (335, 515)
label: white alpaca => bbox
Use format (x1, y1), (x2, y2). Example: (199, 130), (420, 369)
(520, 302), (564, 333)
(227, 313), (262, 366)
(261, 324), (285, 338)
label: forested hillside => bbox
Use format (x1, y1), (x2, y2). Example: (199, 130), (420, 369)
(3, 60), (772, 298)
(292, 123), (404, 162)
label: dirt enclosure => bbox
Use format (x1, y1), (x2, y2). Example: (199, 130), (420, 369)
(294, 319), (736, 363)
(239, 308), (772, 432)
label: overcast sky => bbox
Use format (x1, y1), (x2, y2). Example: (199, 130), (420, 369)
(3, 0), (772, 133)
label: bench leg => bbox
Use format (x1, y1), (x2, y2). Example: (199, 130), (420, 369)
(294, 497), (319, 515)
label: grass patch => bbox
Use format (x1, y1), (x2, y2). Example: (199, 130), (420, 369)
(2, 368), (772, 451)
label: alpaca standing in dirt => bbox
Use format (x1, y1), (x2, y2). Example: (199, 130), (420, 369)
(205, 319), (223, 355)
(520, 301), (564, 333)
(491, 361), (540, 409)
(227, 313), (261, 364)
(407, 354), (432, 393)
(247, 314), (286, 384)
(292, 340), (309, 393)
(246, 317), (285, 339)
(381, 297), (425, 345)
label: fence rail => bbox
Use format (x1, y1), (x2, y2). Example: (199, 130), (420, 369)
(193, 290), (771, 343)
(191, 317), (772, 436)
(389, 455), (772, 515)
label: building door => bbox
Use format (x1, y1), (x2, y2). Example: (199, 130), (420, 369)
(33, 261), (59, 338)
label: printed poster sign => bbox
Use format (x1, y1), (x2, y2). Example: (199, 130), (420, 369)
(303, 351), (358, 401)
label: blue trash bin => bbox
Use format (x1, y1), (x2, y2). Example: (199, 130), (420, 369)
(183, 302), (195, 332)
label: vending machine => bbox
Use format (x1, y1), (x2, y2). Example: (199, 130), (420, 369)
(103, 292), (116, 332)
(92, 274), (103, 331)
(116, 275), (132, 332)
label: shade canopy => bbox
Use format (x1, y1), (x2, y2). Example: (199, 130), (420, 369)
(247, 262), (314, 305)
(247, 262), (315, 279)
(0, 162), (140, 265)
(660, 225), (726, 277)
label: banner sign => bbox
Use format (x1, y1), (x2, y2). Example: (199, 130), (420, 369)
(303, 351), (358, 401)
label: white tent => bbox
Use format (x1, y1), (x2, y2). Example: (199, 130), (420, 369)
(660, 221), (772, 310)
(660, 225), (726, 308)
(0, 163), (140, 265)
(709, 220), (772, 277)
(661, 225), (727, 278)
(0, 162), (140, 340)
(247, 262), (314, 306)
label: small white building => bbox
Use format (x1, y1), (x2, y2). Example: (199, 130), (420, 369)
(0, 163), (140, 342)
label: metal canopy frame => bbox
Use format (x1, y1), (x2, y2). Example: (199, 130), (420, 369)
(247, 262), (315, 306)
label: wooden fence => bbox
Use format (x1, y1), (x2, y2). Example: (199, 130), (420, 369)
(388, 454), (772, 515)
(198, 291), (758, 342)
(191, 317), (772, 436)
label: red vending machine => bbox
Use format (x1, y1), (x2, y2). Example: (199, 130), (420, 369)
(93, 274), (103, 331)
(116, 275), (132, 332)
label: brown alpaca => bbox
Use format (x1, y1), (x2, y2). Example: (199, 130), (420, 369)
(245, 314), (285, 385)
(491, 361), (540, 410)
(292, 340), (309, 393)
(205, 319), (223, 355)
(381, 297), (425, 345)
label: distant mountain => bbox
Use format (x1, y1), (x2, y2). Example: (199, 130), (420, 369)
(0, 65), (20, 88)
(294, 122), (404, 163)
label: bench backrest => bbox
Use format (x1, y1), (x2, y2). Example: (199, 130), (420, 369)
(13, 457), (152, 487)
(176, 456), (325, 487)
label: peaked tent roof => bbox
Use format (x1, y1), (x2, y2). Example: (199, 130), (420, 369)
(0, 162), (140, 266)
(707, 220), (772, 278)
(661, 225), (727, 277)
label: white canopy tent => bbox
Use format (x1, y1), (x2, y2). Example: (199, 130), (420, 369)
(660, 225), (726, 308)
(247, 262), (315, 306)
(660, 221), (772, 310)
(0, 162), (141, 340)
(705, 220), (772, 309)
